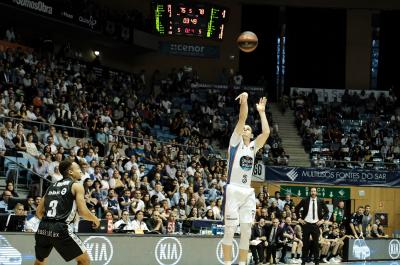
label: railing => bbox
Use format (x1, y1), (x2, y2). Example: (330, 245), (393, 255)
(262, 157), (400, 170)
(0, 116), (88, 138)
(3, 156), (51, 196)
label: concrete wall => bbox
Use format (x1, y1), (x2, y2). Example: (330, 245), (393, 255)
(345, 10), (373, 90)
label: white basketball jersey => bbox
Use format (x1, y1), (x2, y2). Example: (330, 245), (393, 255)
(227, 132), (256, 188)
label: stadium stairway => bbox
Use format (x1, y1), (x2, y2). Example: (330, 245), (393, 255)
(269, 103), (310, 167)
(0, 169), (30, 198)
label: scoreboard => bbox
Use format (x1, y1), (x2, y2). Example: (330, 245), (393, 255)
(152, 1), (228, 40)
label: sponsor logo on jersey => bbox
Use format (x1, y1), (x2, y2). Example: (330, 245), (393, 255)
(242, 174), (248, 183)
(239, 156), (253, 171)
(47, 190), (60, 195)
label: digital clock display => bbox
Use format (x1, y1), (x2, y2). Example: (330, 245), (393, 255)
(152, 1), (228, 40)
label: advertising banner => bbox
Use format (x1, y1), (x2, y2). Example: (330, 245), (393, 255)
(346, 238), (400, 261)
(7, 0), (100, 31)
(290, 87), (389, 103)
(0, 233), (239, 265)
(159, 42), (220, 58)
(266, 166), (400, 187)
(280, 185), (350, 200)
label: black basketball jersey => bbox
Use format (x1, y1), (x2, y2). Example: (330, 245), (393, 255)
(43, 178), (77, 224)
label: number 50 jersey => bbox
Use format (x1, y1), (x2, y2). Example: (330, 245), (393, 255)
(227, 132), (256, 188)
(43, 178), (77, 224)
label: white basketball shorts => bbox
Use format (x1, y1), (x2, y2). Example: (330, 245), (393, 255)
(223, 184), (256, 226)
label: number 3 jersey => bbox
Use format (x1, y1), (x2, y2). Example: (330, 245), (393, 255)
(43, 178), (77, 224)
(227, 132), (256, 188)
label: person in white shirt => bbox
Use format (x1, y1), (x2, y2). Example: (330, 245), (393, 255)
(47, 153), (63, 177)
(222, 93), (270, 265)
(25, 215), (41, 232)
(124, 155), (139, 173)
(149, 183), (166, 201)
(0, 191), (12, 213)
(113, 210), (134, 231)
(25, 133), (41, 158)
(130, 190), (145, 214)
(26, 105), (38, 120)
(131, 210), (149, 232)
(295, 187), (329, 265)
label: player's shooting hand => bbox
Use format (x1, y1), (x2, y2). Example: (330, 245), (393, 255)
(256, 97), (267, 112)
(92, 218), (100, 229)
(235, 92), (248, 104)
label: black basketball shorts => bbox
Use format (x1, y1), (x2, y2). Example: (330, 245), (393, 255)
(35, 221), (87, 262)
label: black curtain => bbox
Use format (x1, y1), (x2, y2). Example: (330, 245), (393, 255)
(378, 11), (400, 96)
(240, 5), (279, 92)
(285, 7), (346, 91)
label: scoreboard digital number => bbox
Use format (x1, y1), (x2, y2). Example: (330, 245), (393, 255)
(152, 1), (228, 40)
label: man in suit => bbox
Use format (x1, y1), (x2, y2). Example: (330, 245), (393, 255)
(295, 187), (329, 265)
(250, 218), (268, 265)
(266, 218), (283, 264)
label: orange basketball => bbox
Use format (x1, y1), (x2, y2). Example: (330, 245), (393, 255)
(237, 31), (258, 53)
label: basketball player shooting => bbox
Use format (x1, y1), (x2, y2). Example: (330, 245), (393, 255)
(34, 160), (100, 265)
(222, 92), (270, 265)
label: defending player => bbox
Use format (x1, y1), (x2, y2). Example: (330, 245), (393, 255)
(222, 92), (270, 265)
(34, 160), (100, 265)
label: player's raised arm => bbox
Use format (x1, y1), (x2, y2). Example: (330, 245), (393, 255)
(255, 97), (270, 152)
(233, 92), (249, 136)
(73, 183), (100, 228)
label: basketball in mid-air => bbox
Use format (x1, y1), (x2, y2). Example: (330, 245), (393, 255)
(237, 31), (258, 53)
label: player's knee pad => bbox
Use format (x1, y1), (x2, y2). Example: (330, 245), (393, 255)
(222, 225), (236, 245)
(239, 223), (252, 250)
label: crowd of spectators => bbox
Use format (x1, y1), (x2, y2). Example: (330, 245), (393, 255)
(291, 88), (400, 169)
(249, 189), (388, 265)
(0, 29), (290, 241)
